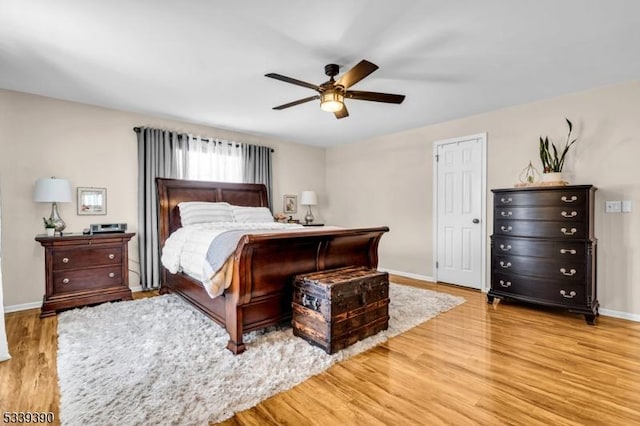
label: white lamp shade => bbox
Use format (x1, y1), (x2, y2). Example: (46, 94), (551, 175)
(300, 190), (318, 206)
(34, 177), (72, 203)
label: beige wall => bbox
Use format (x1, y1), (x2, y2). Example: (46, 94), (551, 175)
(326, 80), (640, 317)
(0, 89), (326, 307)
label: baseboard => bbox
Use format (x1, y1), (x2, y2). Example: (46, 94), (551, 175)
(5, 301), (41, 314)
(599, 308), (640, 322)
(378, 267), (434, 283)
(130, 285), (143, 293)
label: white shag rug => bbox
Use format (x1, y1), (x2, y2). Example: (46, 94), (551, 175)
(57, 283), (464, 425)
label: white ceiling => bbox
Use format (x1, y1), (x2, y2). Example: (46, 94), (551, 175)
(1, 1), (639, 147)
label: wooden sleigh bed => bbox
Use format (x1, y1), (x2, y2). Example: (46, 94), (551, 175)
(156, 178), (389, 354)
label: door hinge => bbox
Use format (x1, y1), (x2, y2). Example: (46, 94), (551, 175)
(435, 154), (439, 162)
(436, 261), (439, 268)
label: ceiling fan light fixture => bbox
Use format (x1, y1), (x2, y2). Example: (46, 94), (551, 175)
(320, 90), (344, 112)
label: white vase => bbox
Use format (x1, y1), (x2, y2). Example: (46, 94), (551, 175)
(541, 172), (563, 183)
(45, 228), (55, 236)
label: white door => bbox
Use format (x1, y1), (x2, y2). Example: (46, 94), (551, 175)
(433, 134), (486, 289)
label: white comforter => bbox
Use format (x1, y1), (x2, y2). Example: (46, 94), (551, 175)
(161, 222), (304, 297)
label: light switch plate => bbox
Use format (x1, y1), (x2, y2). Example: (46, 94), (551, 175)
(605, 201), (622, 213)
(622, 200), (633, 213)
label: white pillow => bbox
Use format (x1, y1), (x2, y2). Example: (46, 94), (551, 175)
(231, 205), (274, 223)
(178, 202), (234, 226)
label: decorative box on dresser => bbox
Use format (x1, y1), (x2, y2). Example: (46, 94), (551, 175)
(35, 232), (135, 318)
(488, 185), (598, 324)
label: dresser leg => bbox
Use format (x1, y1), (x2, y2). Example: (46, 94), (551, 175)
(487, 294), (495, 304)
(585, 314), (596, 325)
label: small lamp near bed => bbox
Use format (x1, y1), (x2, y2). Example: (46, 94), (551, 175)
(34, 177), (72, 233)
(300, 190), (318, 224)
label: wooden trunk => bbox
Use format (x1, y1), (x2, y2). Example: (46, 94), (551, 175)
(292, 266), (389, 354)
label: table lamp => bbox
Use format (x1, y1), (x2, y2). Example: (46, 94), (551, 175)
(34, 177), (72, 233)
(300, 190), (318, 224)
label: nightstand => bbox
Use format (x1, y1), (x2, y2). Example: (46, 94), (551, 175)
(35, 232), (135, 317)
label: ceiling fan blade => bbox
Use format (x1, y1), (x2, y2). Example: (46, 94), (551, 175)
(337, 60), (379, 89)
(265, 73), (321, 91)
(346, 90), (405, 104)
(272, 95), (320, 110)
(334, 105), (349, 119)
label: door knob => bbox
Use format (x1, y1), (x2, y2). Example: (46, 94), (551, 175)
(472, 218), (480, 224)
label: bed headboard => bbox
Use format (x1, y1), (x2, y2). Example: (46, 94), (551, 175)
(156, 178), (269, 247)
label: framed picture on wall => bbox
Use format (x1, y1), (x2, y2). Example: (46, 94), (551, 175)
(283, 194), (297, 214)
(77, 187), (107, 215)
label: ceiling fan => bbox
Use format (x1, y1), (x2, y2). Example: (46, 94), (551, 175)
(265, 60), (405, 119)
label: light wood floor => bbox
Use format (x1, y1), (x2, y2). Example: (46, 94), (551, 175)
(2, 278), (640, 425)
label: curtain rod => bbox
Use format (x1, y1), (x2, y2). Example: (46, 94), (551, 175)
(133, 127), (274, 152)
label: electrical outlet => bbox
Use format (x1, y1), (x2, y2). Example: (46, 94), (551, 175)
(622, 200), (633, 213)
(605, 201), (622, 213)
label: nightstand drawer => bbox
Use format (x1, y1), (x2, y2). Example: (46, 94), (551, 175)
(492, 272), (587, 307)
(493, 254), (585, 281)
(53, 266), (123, 294)
(494, 189), (589, 207)
(495, 206), (585, 221)
(493, 237), (586, 258)
(53, 246), (123, 270)
(495, 219), (587, 239)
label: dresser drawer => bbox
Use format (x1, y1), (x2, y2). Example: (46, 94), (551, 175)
(495, 206), (585, 221)
(493, 254), (585, 281)
(53, 246), (123, 270)
(493, 236), (586, 259)
(53, 266), (123, 294)
(495, 219), (587, 239)
(492, 272), (587, 306)
(494, 189), (589, 207)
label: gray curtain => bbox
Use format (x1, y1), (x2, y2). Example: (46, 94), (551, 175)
(136, 127), (187, 290)
(242, 144), (273, 208)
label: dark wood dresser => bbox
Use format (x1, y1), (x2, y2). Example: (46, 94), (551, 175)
(36, 232), (135, 317)
(488, 185), (598, 324)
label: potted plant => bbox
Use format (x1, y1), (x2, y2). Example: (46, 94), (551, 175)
(539, 118), (576, 183)
(43, 217), (56, 236)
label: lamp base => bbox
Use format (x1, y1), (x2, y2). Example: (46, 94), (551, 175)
(304, 206), (314, 224)
(49, 202), (66, 233)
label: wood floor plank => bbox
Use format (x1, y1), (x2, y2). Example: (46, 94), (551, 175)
(2, 281), (640, 425)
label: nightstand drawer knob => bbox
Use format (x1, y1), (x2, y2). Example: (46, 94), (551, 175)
(561, 195), (578, 203)
(499, 244), (512, 251)
(500, 197), (512, 204)
(561, 210), (578, 218)
(62, 257), (69, 263)
(560, 268), (577, 276)
(560, 248), (577, 255)
(499, 280), (511, 288)
(560, 289), (577, 298)
(62, 278), (70, 284)
(500, 211), (512, 217)
(561, 227), (577, 236)
(109, 272), (115, 278)
(500, 225), (513, 232)
(108, 254), (115, 259)
(499, 261), (512, 269)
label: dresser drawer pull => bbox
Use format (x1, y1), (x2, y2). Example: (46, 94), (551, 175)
(499, 261), (512, 269)
(560, 268), (577, 276)
(500, 197), (513, 204)
(500, 226), (513, 232)
(561, 195), (578, 203)
(62, 278), (70, 284)
(108, 272), (116, 278)
(561, 210), (578, 218)
(561, 227), (577, 236)
(499, 280), (512, 288)
(108, 254), (115, 259)
(62, 257), (69, 263)
(560, 290), (577, 298)
(560, 248), (577, 255)
(499, 244), (512, 252)
(500, 211), (512, 217)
